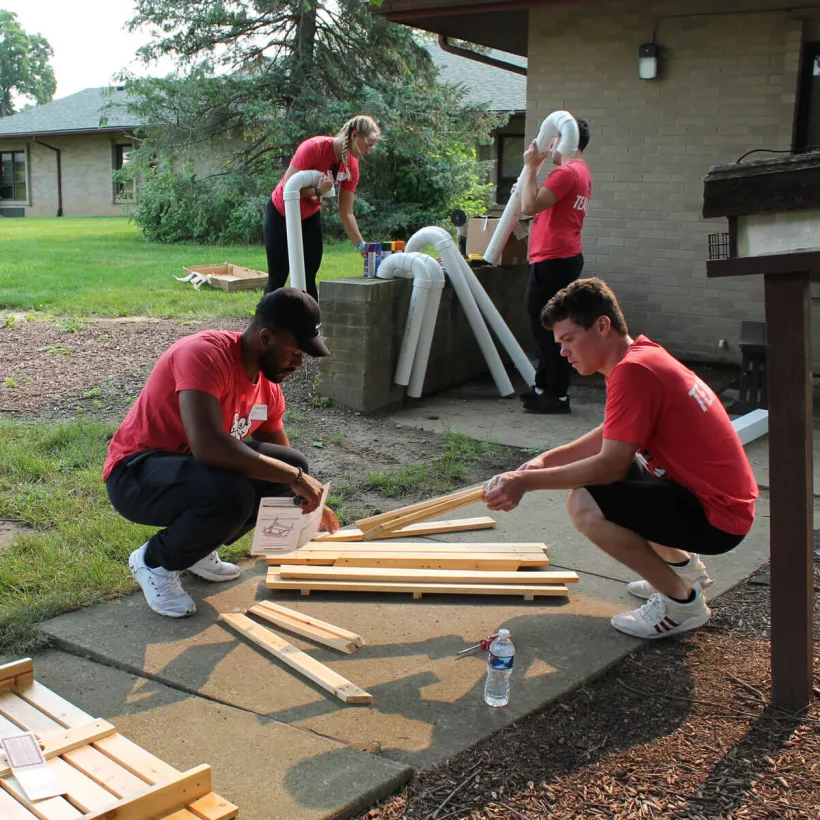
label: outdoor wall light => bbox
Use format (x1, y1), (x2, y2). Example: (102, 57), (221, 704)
(638, 42), (660, 80)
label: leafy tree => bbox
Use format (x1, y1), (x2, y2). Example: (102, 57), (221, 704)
(121, 0), (505, 243)
(0, 11), (57, 117)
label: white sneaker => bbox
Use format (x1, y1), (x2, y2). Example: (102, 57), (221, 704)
(627, 553), (713, 600)
(187, 551), (241, 582)
(611, 585), (711, 639)
(128, 543), (196, 618)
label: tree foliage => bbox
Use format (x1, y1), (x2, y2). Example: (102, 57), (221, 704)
(0, 11), (56, 117)
(121, 0), (506, 243)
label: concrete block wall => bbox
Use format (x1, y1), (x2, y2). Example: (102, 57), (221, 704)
(526, 0), (820, 366)
(318, 265), (530, 413)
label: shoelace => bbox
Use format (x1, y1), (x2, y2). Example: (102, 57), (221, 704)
(639, 593), (666, 622)
(150, 570), (185, 596)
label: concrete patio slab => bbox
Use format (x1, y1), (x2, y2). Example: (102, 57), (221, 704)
(0, 650), (411, 820)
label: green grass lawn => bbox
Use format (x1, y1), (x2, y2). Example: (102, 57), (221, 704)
(0, 217), (363, 318)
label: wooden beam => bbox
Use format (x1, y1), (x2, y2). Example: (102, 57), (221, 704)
(335, 554), (548, 570)
(278, 565), (578, 585)
(765, 271), (814, 711)
(312, 516), (496, 542)
(187, 792), (240, 820)
(82, 765), (214, 820)
(354, 486), (483, 533)
(247, 603), (364, 654)
(732, 409), (768, 446)
(219, 614), (372, 705)
(0, 720), (117, 779)
(294, 541), (548, 553)
(0, 659), (34, 691)
(267, 572), (569, 599)
(706, 251), (820, 279)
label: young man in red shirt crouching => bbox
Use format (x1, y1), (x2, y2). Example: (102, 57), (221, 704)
(485, 278), (758, 638)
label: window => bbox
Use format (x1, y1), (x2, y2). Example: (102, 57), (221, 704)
(114, 143), (134, 200)
(794, 42), (820, 152)
(0, 151), (27, 201)
(496, 134), (525, 204)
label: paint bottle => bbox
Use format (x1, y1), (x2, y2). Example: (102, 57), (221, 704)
(381, 241), (394, 263)
(363, 242), (382, 278)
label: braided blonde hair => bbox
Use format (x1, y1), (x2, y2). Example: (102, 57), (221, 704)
(338, 115), (381, 169)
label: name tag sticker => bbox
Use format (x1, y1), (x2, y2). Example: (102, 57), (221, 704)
(249, 404), (268, 421)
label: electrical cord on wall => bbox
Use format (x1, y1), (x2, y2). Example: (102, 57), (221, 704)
(734, 148), (794, 163)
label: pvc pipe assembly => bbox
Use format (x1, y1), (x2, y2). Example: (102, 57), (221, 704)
(376, 252), (445, 397)
(282, 170), (324, 291)
(483, 110), (580, 266)
(406, 227), (515, 398)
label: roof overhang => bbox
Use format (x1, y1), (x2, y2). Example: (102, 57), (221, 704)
(0, 127), (140, 141)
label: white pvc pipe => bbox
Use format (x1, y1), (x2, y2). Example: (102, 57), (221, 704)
(377, 252), (445, 392)
(455, 253), (536, 387)
(483, 110), (580, 265)
(407, 227), (514, 397)
(283, 169), (324, 291)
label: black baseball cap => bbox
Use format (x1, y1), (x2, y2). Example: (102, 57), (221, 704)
(255, 288), (330, 357)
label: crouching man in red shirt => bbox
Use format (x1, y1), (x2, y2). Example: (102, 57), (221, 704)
(103, 288), (339, 618)
(485, 278), (758, 639)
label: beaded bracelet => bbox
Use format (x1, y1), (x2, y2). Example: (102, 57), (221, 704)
(290, 467), (303, 488)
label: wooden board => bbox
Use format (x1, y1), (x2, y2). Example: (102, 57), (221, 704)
(354, 486), (483, 533)
(247, 602), (364, 654)
(0, 659), (34, 691)
(278, 565), (579, 585)
(267, 571), (569, 600)
(270, 540), (550, 556)
(92, 734), (178, 785)
(312, 516), (496, 542)
(219, 614), (372, 705)
(0, 786), (40, 820)
(334, 554), (547, 570)
(16, 681), (92, 728)
(0, 691), (64, 734)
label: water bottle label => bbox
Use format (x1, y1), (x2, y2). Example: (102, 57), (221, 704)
(488, 652), (514, 670)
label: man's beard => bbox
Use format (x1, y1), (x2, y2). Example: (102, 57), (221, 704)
(259, 351), (294, 383)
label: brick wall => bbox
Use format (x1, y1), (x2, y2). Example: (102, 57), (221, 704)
(318, 265), (530, 413)
(526, 0), (820, 366)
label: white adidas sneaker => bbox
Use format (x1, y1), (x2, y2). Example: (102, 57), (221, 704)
(627, 554), (713, 600)
(129, 543), (196, 618)
(611, 584), (711, 639)
(187, 551), (241, 582)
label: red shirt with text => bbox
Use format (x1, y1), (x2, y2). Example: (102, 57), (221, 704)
(103, 331), (285, 480)
(603, 336), (758, 535)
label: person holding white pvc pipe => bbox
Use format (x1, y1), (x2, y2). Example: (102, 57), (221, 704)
(519, 118), (591, 415)
(264, 115), (381, 300)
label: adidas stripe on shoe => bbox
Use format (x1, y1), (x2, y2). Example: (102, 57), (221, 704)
(611, 584), (711, 640)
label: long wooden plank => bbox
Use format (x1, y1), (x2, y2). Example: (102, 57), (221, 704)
(219, 614), (372, 705)
(0, 777), (82, 820)
(251, 602), (363, 644)
(363, 488), (486, 540)
(0, 784), (46, 820)
(355, 486), (483, 532)
(48, 757), (120, 813)
(312, 516), (496, 542)
(271, 540), (551, 555)
(162, 812), (200, 820)
(0, 659), (34, 691)
(187, 791), (240, 820)
(63, 745), (148, 800)
(16, 682), (92, 728)
(0, 712), (24, 735)
(93, 734), (178, 785)
(247, 605), (361, 654)
(0, 691), (64, 735)
(82, 765), (213, 820)
(336, 555), (546, 570)
(267, 572), (570, 599)
(279, 566), (579, 585)
(0, 720), (117, 778)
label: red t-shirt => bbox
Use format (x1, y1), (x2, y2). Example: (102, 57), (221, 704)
(272, 136), (360, 220)
(103, 331), (286, 481)
(528, 160), (592, 263)
(603, 336), (758, 536)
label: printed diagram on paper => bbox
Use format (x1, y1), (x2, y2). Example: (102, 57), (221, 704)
(251, 483), (330, 555)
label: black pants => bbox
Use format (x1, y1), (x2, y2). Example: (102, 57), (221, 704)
(525, 254), (584, 397)
(263, 198), (323, 301)
(106, 442), (308, 571)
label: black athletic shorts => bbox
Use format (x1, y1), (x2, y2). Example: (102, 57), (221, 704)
(584, 459), (747, 556)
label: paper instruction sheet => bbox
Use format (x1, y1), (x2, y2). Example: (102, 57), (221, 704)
(250, 483), (330, 555)
(0, 731), (66, 802)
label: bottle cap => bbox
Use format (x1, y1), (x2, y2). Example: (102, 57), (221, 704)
(497, 628), (510, 637)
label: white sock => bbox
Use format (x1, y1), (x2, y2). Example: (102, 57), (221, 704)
(558, 396), (568, 402)
(534, 387), (544, 395)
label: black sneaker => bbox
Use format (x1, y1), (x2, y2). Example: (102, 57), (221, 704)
(519, 385), (538, 402)
(523, 394), (571, 414)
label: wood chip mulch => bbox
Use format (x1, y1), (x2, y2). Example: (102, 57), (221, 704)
(357, 563), (820, 820)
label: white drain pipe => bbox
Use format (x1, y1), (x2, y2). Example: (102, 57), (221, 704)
(283, 170), (324, 291)
(407, 227), (514, 397)
(484, 110), (579, 265)
(377, 252), (445, 396)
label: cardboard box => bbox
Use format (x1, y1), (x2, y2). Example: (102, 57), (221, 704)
(177, 262), (267, 292)
(466, 217), (530, 265)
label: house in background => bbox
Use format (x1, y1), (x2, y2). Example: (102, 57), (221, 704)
(0, 87), (140, 218)
(373, 0), (820, 367)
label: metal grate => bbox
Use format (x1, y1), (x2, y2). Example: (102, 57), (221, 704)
(708, 232), (732, 261)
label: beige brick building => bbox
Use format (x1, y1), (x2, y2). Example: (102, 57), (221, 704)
(375, 0), (820, 366)
(0, 88), (140, 218)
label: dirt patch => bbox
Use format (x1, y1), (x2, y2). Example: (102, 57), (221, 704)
(0, 520), (33, 553)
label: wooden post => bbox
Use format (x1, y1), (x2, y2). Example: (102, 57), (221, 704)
(764, 271), (814, 711)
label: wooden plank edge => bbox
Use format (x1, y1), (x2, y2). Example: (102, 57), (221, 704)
(187, 792), (240, 820)
(247, 606), (360, 654)
(354, 486), (484, 531)
(277, 566), (580, 584)
(252, 601), (364, 645)
(312, 516), (497, 542)
(0, 659), (34, 692)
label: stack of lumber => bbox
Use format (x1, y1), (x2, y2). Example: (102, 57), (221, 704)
(219, 604), (372, 705)
(0, 658), (238, 820)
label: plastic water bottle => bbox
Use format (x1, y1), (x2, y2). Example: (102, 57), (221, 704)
(484, 628), (515, 707)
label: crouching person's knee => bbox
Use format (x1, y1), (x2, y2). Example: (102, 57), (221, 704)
(566, 487), (603, 536)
